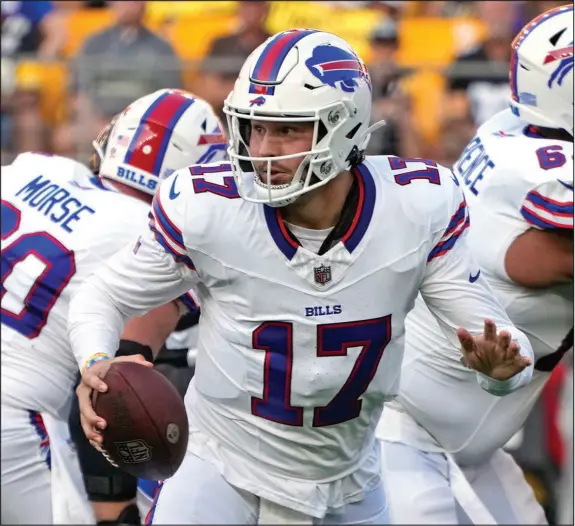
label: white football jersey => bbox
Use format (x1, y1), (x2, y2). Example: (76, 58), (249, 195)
(382, 110), (574, 466)
(1, 153), (152, 420)
(68, 156), (532, 516)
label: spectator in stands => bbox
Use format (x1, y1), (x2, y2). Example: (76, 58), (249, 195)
(52, 0), (182, 157)
(365, 19), (421, 158)
(445, 20), (513, 126)
(1, 0), (65, 59)
(199, 1), (271, 124)
(436, 114), (476, 166)
(1, 0), (66, 158)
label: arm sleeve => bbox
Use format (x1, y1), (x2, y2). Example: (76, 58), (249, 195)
(520, 179), (574, 230)
(68, 172), (201, 371)
(420, 184), (535, 396)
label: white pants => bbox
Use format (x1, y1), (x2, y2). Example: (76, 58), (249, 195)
(1, 404), (94, 524)
(380, 440), (547, 524)
(147, 451), (389, 525)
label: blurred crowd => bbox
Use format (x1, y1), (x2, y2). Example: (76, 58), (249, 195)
(1, 0), (569, 165)
(1, 1), (573, 523)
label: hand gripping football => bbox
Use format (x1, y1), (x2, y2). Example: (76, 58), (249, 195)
(92, 361), (189, 480)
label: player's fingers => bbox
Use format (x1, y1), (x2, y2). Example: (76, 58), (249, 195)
(77, 385), (106, 430)
(520, 355), (532, 367)
(508, 341), (532, 366)
(80, 371), (108, 393)
(457, 328), (475, 354)
(81, 409), (104, 443)
(483, 319), (497, 341)
(497, 330), (512, 353)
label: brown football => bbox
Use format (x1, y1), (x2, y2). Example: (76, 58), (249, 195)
(92, 361), (188, 480)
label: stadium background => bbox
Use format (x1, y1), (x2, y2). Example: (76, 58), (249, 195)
(1, 1), (573, 524)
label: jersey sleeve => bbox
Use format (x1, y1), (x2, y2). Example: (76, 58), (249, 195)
(520, 179), (574, 230)
(420, 179), (535, 396)
(68, 170), (202, 371)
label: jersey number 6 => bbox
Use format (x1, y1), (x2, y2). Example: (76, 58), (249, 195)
(251, 315), (392, 427)
(1, 201), (76, 339)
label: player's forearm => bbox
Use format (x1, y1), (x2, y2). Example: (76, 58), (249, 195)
(422, 240), (535, 394)
(120, 301), (183, 357)
(69, 273), (128, 372)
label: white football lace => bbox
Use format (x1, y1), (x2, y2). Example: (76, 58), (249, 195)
(99, 446), (119, 468)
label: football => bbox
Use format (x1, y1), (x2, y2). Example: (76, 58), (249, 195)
(92, 361), (189, 480)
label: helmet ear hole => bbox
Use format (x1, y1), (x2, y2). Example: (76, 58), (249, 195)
(237, 117), (254, 172)
(316, 121), (328, 143)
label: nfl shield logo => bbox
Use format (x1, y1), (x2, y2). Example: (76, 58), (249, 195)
(314, 264), (332, 285)
(115, 439), (152, 464)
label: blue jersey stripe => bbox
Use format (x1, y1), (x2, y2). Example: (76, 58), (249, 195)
(521, 207), (570, 229)
(526, 191), (574, 216)
(179, 291), (200, 312)
(148, 213), (195, 269)
(152, 195), (186, 250)
(427, 216), (470, 262)
(442, 201), (467, 238)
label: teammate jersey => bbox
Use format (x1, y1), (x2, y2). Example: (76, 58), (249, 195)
(380, 110), (574, 466)
(68, 156), (532, 517)
(0, 153), (153, 420)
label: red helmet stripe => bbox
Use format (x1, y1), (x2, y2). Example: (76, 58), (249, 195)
(125, 92), (195, 176)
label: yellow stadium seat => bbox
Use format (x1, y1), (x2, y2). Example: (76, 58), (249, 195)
(16, 60), (69, 126)
(162, 14), (236, 62)
(160, 14), (236, 90)
(61, 9), (115, 57)
(396, 18), (486, 143)
(146, 1), (237, 19)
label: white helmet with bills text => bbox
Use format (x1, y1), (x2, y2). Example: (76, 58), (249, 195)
(509, 4), (573, 135)
(224, 29), (383, 207)
(92, 89), (227, 195)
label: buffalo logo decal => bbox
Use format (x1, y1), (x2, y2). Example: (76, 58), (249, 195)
(305, 45), (370, 93)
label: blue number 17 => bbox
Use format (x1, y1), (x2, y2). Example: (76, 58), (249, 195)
(251, 316), (392, 427)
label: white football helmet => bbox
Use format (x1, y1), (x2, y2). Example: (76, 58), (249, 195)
(510, 4), (574, 136)
(93, 89), (227, 195)
(224, 29), (384, 207)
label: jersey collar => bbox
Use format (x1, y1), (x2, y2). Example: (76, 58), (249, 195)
(263, 162), (376, 260)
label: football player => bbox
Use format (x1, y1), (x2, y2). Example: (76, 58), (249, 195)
(377, 5), (573, 524)
(1, 88), (226, 524)
(70, 30), (536, 524)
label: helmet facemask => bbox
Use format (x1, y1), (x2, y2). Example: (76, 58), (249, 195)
(89, 115), (119, 175)
(224, 99), (369, 207)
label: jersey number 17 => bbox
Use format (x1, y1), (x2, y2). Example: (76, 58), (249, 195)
(251, 316), (392, 427)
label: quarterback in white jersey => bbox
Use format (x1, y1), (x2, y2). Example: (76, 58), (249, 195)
(378, 5), (573, 524)
(70, 30), (534, 524)
(1, 89), (226, 524)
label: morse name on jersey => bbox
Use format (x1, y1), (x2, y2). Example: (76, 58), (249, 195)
(454, 136), (494, 196)
(14, 175), (95, 233)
